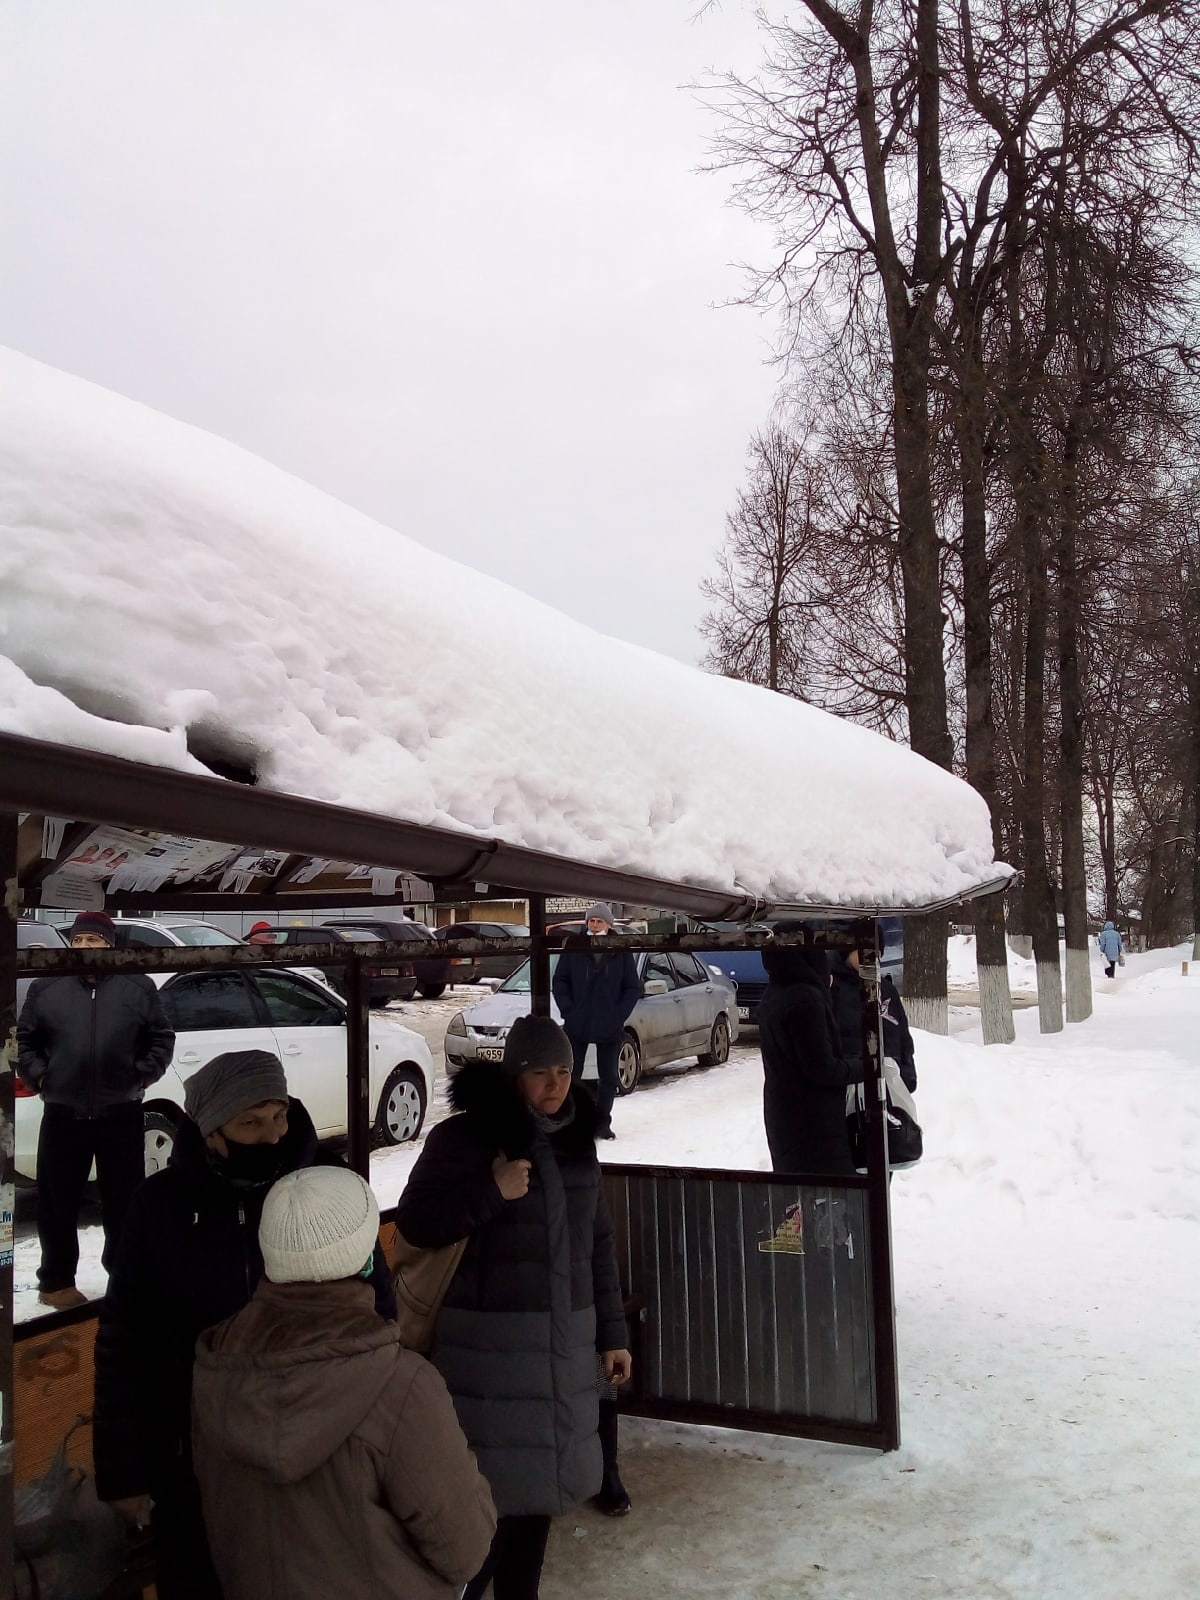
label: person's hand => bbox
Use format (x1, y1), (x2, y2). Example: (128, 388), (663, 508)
(110, 1494), (154, 1531)
(602, 1348), (633, 1385)
(492, 1153), (531, 1200)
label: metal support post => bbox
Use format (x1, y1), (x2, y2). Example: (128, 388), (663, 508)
(1, 810), (18, 1582)
(528, 894), (551, 1018)
(344, 955), (371, 1179)
(859, 916), (900, 1449)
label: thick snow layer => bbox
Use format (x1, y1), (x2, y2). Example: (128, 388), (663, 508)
(15, 944), (1198, 1595)
(0, 347), (1007, 908)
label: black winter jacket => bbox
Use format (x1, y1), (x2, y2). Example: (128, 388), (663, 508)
(828, 955), (918, 1092)
(93, 1097), (395, 1501)
(394, 1062), (626, 1517)
(552, 939), (642, 1043)
(17, 974), (174, 1113)
(758, 950), (861, 1177)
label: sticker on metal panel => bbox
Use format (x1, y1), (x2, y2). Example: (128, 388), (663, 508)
(757, 1198), (805, 1255)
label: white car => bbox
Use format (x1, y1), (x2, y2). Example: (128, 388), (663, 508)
(15, 964), (435, 1179)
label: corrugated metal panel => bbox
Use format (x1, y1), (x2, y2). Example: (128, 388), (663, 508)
(606, 1166), (884, 1446)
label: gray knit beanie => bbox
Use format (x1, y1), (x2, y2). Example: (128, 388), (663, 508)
(501, 1014), (573, 1076)
(183, 1049), (289, 1137)
(259, 1168), (380, 1284)
(586, 902), (615, 928)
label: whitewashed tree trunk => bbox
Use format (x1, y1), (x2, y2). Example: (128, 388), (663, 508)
(905, 993), (948, 1035)
(1192, 928), (1199, 962)
(1064, 943), (1092, 1023)
(978, 960), (1016, 1044)
(1036, 960), (1064, 1033)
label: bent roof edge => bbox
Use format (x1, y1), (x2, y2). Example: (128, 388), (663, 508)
(0, 733), (1010, 918)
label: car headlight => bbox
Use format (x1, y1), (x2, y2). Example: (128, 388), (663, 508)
(446, 1012), (468, 1038)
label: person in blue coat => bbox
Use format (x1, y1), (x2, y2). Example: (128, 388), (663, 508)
(1097, 921), (1124, 978)
(551, 903), (641, 1139)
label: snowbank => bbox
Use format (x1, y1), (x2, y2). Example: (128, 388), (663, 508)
(0, 347), (1008, 908)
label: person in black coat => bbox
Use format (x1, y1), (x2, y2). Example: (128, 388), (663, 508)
(17, 909), (175, 1309)
(551, 902), (641, 1138)
(395, 1015), (630, 1600)
(93, 1049), (394, 1600)
(828, 949), (918, 1092)
(757, 942), (861, 1176)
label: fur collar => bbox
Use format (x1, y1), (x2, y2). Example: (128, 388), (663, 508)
(447, 1060), (600, 1158)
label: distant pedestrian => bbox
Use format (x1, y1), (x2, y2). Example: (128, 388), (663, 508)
(192, 1167), (496, 1600)
(1097, 921), (1124, 978)
(17, 909), (174, 1310)
(551, 903), (641, 1139)
(758, 928), (860, 1176)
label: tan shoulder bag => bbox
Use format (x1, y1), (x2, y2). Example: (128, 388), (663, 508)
(380, 1220), (468, 1354)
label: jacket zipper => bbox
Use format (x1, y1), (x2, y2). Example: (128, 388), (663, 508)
(87, 983), (98, 1119)
(238, 1203), (252, 1297)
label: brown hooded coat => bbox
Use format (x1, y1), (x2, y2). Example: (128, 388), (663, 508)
(191, 1277), (496, 1600)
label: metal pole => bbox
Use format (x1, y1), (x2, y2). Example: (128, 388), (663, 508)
(528, 894), (551, 1018)
(344, 955), (371, 1179)
(0, 810), (18, 1585)
(859, 916), (900, 1449)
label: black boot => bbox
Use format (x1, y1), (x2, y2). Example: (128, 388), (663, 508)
(594, 1398), (631, 1516)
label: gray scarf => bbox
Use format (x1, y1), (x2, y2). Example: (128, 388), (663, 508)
(530, 1099), (576, 1136)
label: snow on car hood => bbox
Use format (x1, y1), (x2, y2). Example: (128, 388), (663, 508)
(0, 347), (1012, 908)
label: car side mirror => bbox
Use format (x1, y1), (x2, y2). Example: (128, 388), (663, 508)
(643, 978), (669, 996)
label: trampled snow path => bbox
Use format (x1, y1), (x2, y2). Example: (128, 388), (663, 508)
(15, 943), (1199, 1595)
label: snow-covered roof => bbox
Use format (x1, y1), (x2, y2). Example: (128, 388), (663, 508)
(0, 348), (1011, 910)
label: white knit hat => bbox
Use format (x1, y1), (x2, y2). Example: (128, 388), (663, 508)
(258, 1168), (380, 1285)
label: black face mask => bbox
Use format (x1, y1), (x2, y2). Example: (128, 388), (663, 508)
(218, 1139), (286, 1186)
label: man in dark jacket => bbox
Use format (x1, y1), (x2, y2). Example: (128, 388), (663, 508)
(828, 949), (917, 1092)
(551, 902), (641, 1138)
(93, 1048), (395, 1600)
(758, 939), (861, 1176)
(17, 909), (174, 1309)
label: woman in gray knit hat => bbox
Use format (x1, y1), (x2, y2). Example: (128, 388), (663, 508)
(395, 1014), (631, 1600)
(93, 1050), (395, 1600)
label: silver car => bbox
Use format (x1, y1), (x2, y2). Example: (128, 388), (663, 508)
(444, 951), (739, 1093)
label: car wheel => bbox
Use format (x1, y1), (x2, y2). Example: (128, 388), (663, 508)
(616, 1031), (642, 1095)
(698, 1015), (731, 1068)
(419, 983), (446, 1000)
(144, 1107), (179, 1177)
(373, 1065), (428, 1146)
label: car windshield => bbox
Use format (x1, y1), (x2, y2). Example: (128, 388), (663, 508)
(332, 928), (384, 943)
(166, 925), (242, 946)
(498, 954), (562, 993)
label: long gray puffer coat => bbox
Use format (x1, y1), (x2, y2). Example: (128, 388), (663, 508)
(393, 1062), (627, 1517)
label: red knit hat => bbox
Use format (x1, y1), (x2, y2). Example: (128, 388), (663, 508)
(70, 911), (116, 945)
(248, 921), (274, 936)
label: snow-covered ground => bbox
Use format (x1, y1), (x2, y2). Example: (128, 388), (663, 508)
(15, 941), (1199, 1596)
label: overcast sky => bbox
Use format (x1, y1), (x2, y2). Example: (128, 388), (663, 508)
(2, 1), (778, 665)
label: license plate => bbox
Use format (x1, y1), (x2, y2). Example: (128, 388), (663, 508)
(737, 1006), (750, 1020)
(476, 1046), (505, 1061)
(377, 968), (400, 977)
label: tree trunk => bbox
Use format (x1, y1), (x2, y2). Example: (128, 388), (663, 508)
(1057, 413), (1092, 1022)
(958, 362), (1015, 1043)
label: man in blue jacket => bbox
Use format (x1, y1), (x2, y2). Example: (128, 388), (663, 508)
(552, 903), (641, 1139)
(17, 909), (174, 1309)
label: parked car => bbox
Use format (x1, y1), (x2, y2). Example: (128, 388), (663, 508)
(444, 950), (739, 1094)
(15, 964), (436, 1180)
(16, 917), (68, 1015)
(321, 918), (450, 999)
(266, 924), (418, 1004)
(434, 922), (530, 984)
(700, 916), (905, 1030)
(110, 917), (245, 949)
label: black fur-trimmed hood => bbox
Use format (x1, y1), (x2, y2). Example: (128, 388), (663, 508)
(447, 1059), (601, 1159)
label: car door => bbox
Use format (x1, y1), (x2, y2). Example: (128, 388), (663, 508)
(248, 969), (349, 1137)
(669, 952), (718, 1049)
(157, 971), (273, 1106)
(636, 953), (687, 1066)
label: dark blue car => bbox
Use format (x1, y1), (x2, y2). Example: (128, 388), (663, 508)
(699, 917), (904, 1029)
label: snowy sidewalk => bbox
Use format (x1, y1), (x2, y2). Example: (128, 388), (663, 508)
(536, 944), (1200, 1600)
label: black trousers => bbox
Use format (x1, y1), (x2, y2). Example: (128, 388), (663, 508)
(151, 1467), (224, 1600)
(463, 1514), (552, 1600)
(36, 1100), (144, 1291)
(567, 1035), (621, 1127)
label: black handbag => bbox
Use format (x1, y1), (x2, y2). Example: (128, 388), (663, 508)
(846, 1058), (923, 1173)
